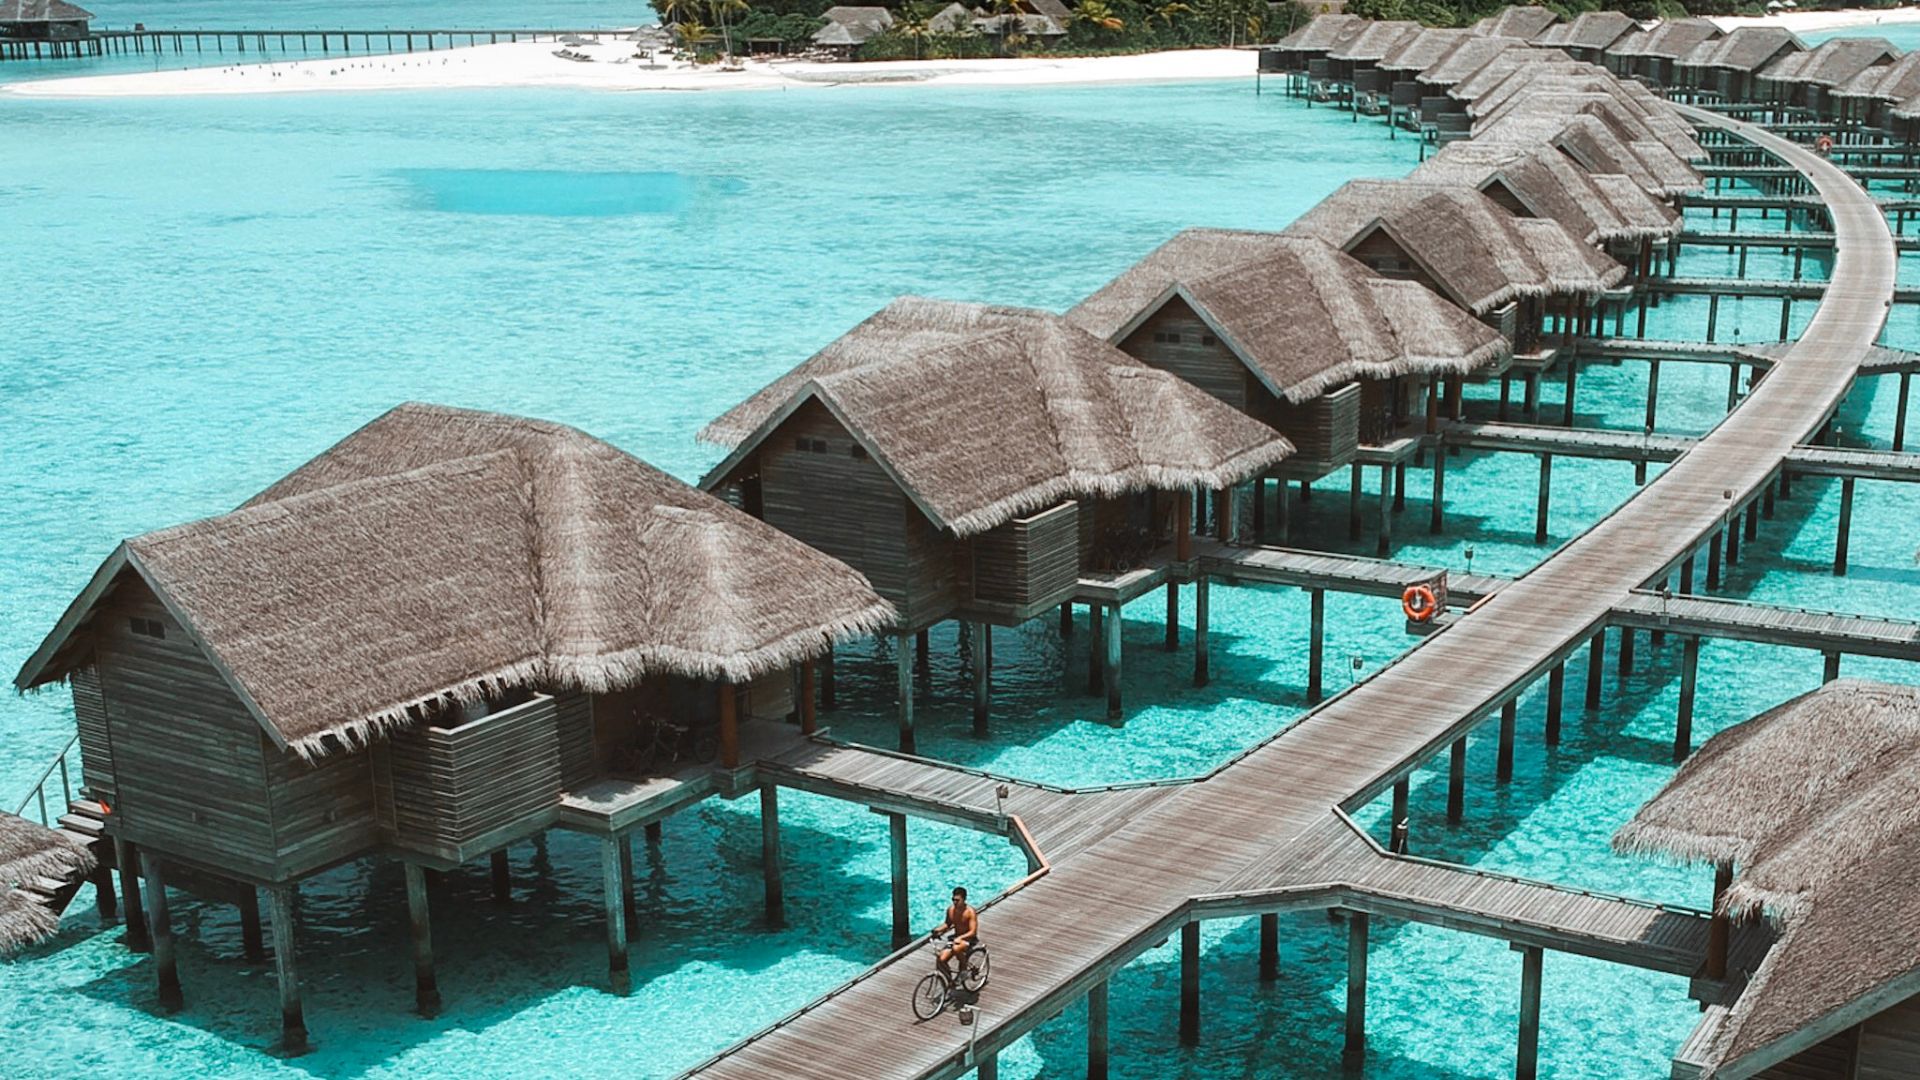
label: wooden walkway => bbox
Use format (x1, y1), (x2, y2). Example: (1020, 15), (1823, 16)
(1444, 418), (1920, 484)
(679, 107), (1897, 1080)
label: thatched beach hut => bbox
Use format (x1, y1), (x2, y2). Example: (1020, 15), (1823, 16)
(1674, 27), (1804, 105)
(1376, 27), (1471, 126)
(1829, 51), (1920, 130)
(0, 0), (91, 41)
(1477, 108), (1705, 198)
(0, 812), (95, 953)
(811, 5), (893, 59)
(1532, 10), (1636, 65)
(1285, 179), (1626, 358)
(1261, 11), (1363, 81)
(1327, 19), (1421, 110)
(1461, 63), (1707, 164)
(13, 403), (891, 1042)
(1616, 681), (1920, 1080)
(700, 298), (1292, 725)
(1757, 36), (1900, 117)
(1470, 5), (1558, 42)
(1602, 18), (1722, 86)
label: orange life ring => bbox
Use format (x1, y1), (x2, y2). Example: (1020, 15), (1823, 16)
(1815, 135), (1834, 155)
(1402, 584), (1439, 623)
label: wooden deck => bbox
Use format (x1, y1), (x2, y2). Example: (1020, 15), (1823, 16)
(1443, 418), (1920, 484)
(679, 107), (1897, 1080)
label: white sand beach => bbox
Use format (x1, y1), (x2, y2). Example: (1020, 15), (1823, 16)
(0, 42), (1252, 99)
(1712, 6), (1920, 34)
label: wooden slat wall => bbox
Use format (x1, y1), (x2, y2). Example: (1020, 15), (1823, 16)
(972, 501), (1079, 607)
(71, 666), (114, 804)
(1266, 382), (1361, 476)
(261, 739), (375, 881)
(1756, 1032), (1856, 1080)
(94, 580), (278, 881)
(1117, 300), (1247, 410)
(1857, 993), (1920, 1080)
(554, 690), (595, 790)
(383, 695), (561, 857)
(760, 400), (950, 629)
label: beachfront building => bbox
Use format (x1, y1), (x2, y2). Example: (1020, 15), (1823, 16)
(1673, 27), (1805, 106)
(698, 298), (1293, 729)
(1067, 230), (1509, 551)
(811, 5), (892, 59)
(1532, 10), (1636, 65)
(1829, 52), (1920, 132)
(1756, 36), (1900, 118)
(0, 0), (91, 41)
(1374, 27), (1469, 131)
(1326, 19), (1419, 112)
(1617, 681), (1920, 1080)
(11, 404), (892, 1046)
(1410, 39), (1558, 138)
(1602, 18), (1722, 87)
(1258, 12), (1363, 93)
(1469, 5), (1557, 42)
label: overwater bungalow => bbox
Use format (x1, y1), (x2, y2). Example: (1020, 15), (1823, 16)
(0, 0), (91, 41)
(11, 403), (893, 1045)
(1616, 681), (1920, 1080)
(1469, 5), (1558, 42)
(1478, 108), (1705, 199)
(1259, 12), (1363, 89)
(1375, 27), (1470, 129)
(1602, 18), (1722, 87)
(1756, 37), (1900, 119)
(1531, 10), (1636, 66)
(1067, 229), (1509, 548)
(0, 811), (94, 953)
(698, 298), (1293, 728)
(1327, 19), (1420, 112)
(1413, 41), (1563, 138)
(1410, 140), (1680, 274)
(1283, 180), (1626, 378)
(1673, 27), (1805, 106)
(811, 5), (892, 59)
(1460, 62), (1709, 165)
(1829, 52), (1920, 132)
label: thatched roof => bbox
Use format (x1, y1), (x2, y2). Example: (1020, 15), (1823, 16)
(1272, 12), (1363, 52)
(1607, 18), (1720, 62)
(1460, 62), (1706, 160)
(1677, 26), (1803, 75)
(16, 405), (894, 758)
(1832, 50), (1920, 103)
(1534, 11), (1635, 52)
(1477, 106), (1704, 197)
(1068, 230), (1508, 402)
(1328, 19), (1420, 64)
(1284, 180), (1625, 315)
(1759, 37), (1899, 89)
(1615, 681), (1920, 1079)
(1449, 48), (1581, 101)
(1411, 141), (1679, 246)
(0, 812), (93, 954)
(0, 0), (93, 22)
(700, 299), (1293, 538)
(1417, 38), (1536, 87)
(813, 5), (892, 46)
(1378, 28), (1469, 75)
(1471, 6), (1558, 41)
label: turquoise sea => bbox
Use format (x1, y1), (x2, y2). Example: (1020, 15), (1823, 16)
(5, 19), (1920, 1080)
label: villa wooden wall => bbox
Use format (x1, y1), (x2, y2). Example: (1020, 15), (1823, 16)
(1117, 300), (1248, 410)
(1857, 993), (1920, 1080)
(758, 399), (954, 630)
(1261, 383), (1360, 479)
(71, 666), (114, 805)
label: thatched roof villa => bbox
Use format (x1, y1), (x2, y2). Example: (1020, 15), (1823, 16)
(1461, 63), (1708, 164)
(1757, 36), (1901, 115)
(1261, 12), (1364, 77)
(1327, 18), (1421, 104)
(1477, 109), (1705, 198)
(13, 403), (891, 1042)
(1616, 681), (1920, 1080)
(1068, 229), (1508, 491)
(1532, 10), (1636, 65)
(700, 298), (1291, 724)
(1830, 52), (1920, 130)
(1284, 179), (1626, 358)
(0, 812), (94, 953)
(1602, 18), (1722, 86)
(1415, 38), (1541, 92)
(0, 0), (92, 41)
(1674, 27), (1805, 104)
(811, 5), (892, 58)
(1470, 5), (1557, 42)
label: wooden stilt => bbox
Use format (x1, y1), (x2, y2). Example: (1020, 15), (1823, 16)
(1376, 464), (1393, 556)
(1194, 577), (1210, 688)
(1447, 737), (1466, 824)
(1088, 980), (1110, 1080)
(1585, 633), (1605, 710)
(269, 885), (307, 1052)
(1619, 627), (1636, 677)
(719, 682), (739, 768)
(1835, 477), (1855, 575)
(1745, 500), (1759, 542)
(761, 786), (785, 927)
(1497, 700), (1517, 782)
(1523, 372), (1540, 421)
(1726, 509), (1741, 566)
(1545, 663), (1564, 747)
(1087, 603), (1104, 696)
(800, 660), (817, 735)
(404, 863), (441, 1016)
(1308, 588), (1326, 705)
(1180, 921), (1200, 1046)
(1344, 912), (1369, 1064)
(896, 635), (915, 755)
(1824, 651), (1842, 684)
(645, 821), (662, 846)
(620, 833), (636, 930)
(1348, 464), (1364, 541)
(603, 835), (631, 994)
(820, 643), (836, 710)
(1517, 945), (1544, 1080)
(1061, 601), (1074, 639)
(239, 886), (265, 963)
(1535, 454), (1552, 544)
(1259, 913), (1279, 982)
(1563, 354), (1579, 427)
(1895, 372), (1910, 452)
(1707, 530), (1723, 589)
(116, 839), (149, 952)
(1252, 476), (1266, 539)
(1430, 443), (1446, 533)
(91, 858), (118, 923)
(491, 850), (511, 903)
(888, 812), (910, 948)
(977, 1054), (997, 1080)
(1103, 603), (1123, 722)
(1175, 497), (1192, 562)
(141, 853), (182, 1012)
(1391, 778), (1410, 852)
(1164, 583), (1179, 652)
(1706, 862), (1733, 980)
(1675, 636), (1700, 761)
(972, 622), (991, 737)
(915, 628), (930, 678)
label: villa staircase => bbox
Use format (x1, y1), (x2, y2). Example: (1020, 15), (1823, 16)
(13, 799), (111, 919)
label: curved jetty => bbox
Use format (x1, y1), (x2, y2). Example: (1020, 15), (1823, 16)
(677, 107), (1897, 1080)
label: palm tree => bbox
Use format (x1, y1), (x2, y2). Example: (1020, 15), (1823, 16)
(896, 0), (932, 60)
(657, 0), (694, 26)
(989, 0), (1026, 56)
(675, 16), (710, 55)
(709, 0), (747, 58)
(1152, 1), (1192, 31)
(1073, 0), (1124, 33)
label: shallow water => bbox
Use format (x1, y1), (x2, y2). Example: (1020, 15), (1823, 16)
(3, 77), (1918, 1080)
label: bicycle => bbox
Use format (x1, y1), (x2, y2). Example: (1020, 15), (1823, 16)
(911, 938), (990, 1021)
(611, 715), (720, 776)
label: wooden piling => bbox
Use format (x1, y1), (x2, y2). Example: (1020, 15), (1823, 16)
(1259, 913), (1279, 982)
(1824, 651), (1842, 684)
(1194, 577), (1210, 688)
(1585, 633), (1605, 710)
(761, 786), (785, 927)
(1391, 778), (1410, 852)
(896, 635), (915, 755)
(1563, 356), (1579, 427)
(1376, 464), (1394, 556)
(604, 835), (631, 994)
(141, 853), (182, 1012)
(239, 886), (265, 963)
(1344, 912), (1369, 1064)
(491, 849), (511, 903)
(270, 886), (306, 1052)
(1180, 921), (1201, 1046)
(1895, 371), (1910, 452)
(1517, 945), (1544, 1080)
(1835, 476), (1855, 575)
(116, 839), (149, 953)
(1707, 530), (1723, 589)
(1103, 603), (1123, 722)
(1088, 979), (1111, 1079)
(1308, 588), (1326, 705)
(800, 660), (817, 735)
(971, 622), (991, 737)
(1430, 441), (1447, 533)
(1675, 636), (1700, 761)
(1164, 583), (1179, 652)
(1447, 737), (1466, 824)
(1497, 700), (1517, 782)
(1348, 463), (1364, 541)
(404, 863), (441, 1016)
(1535, 454), (1552, 544)
(888, 812), (910, 948)
(1544, 663), (1565, 747)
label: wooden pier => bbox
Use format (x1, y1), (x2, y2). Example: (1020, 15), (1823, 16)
(0, 26), (618, 62)
(673, 108), (1897, 1080)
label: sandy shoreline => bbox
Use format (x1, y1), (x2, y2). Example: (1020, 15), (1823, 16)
(0, 42), (1252, 99)
(1711, 6), (1920, 33)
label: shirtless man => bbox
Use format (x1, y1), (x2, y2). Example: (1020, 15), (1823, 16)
(930, 886), (979, 982)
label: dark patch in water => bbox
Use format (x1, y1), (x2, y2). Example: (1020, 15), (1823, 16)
(396, 168), (723, 218)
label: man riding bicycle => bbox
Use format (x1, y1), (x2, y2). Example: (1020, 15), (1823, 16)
(930, 886), (979, 983)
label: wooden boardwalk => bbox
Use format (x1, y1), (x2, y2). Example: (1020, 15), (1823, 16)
(680, 108), (1896, 1080)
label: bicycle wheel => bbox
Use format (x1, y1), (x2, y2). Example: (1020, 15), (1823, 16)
(962, 949), (990, 992)
(911, 972), (948, 1021)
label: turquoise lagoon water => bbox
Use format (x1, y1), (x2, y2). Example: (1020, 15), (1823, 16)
(4, 76), (1920, 1079)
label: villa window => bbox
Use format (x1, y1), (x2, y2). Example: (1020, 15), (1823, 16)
(128, 616), (165, 639)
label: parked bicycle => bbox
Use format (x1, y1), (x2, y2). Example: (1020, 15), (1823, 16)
(611, 714), (719, 776)
(911, 938), (990, 1020)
